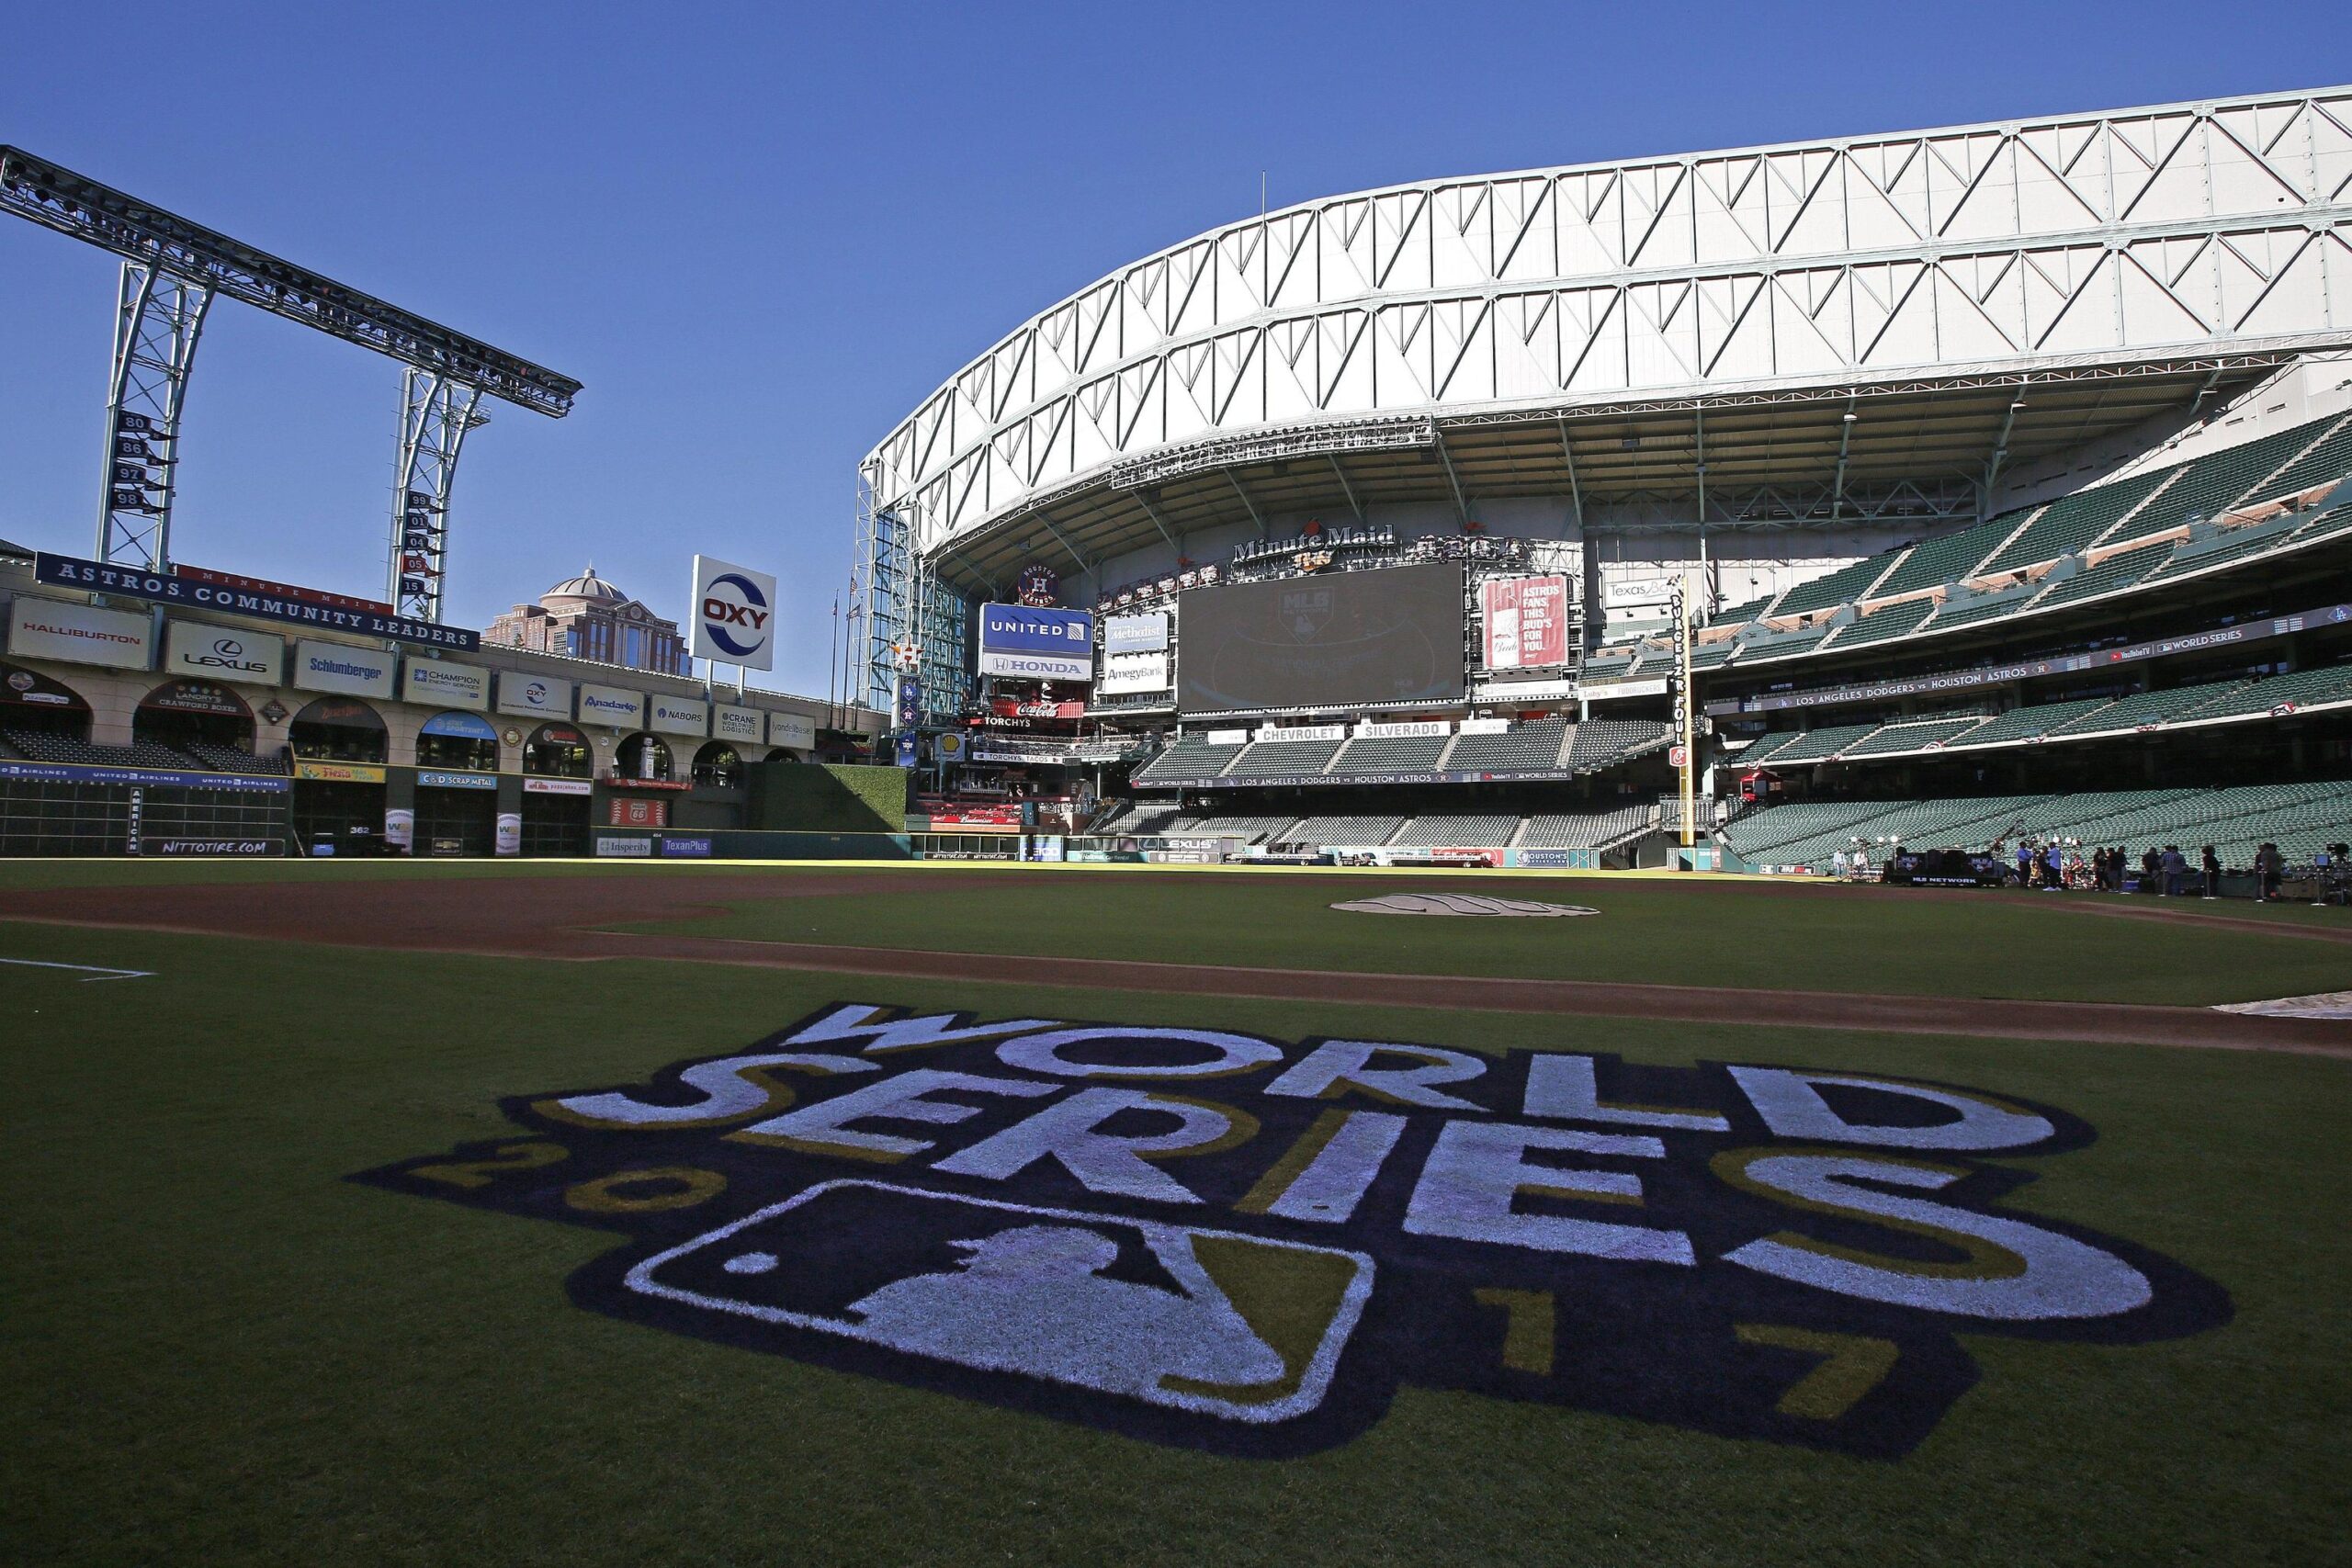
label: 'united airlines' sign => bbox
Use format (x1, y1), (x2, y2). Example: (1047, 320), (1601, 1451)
(978, 603), (1094, 682)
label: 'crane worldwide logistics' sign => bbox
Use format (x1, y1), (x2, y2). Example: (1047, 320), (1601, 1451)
(360, 1002), (2225, 1458)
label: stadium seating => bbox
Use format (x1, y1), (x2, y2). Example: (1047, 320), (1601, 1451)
(1944, 697), (2113, 747)
(2175, 662), (2352, 722)
(1870, 513), (2018, 597)
(1977, 470), (2170, 575)
(1771, 556), (1894, 617)
(1727, 781), (2352, 872)
(1837, 716), (1988, 756)
(1518, 804), (1655, 848)
(1220, 739), (1345, 778)
(1568, 411), (2352, 687)
(1445, 718), (1568, 773)
(2024, 540), (2173, 613)
(1, 728), (209, 773)
(1089, 799), (1184, 835)
(1132, 736), (1243, 783)
(1167, 812), (1297, 843)
(1567, 719), (1671, 772)
(2038, 680), (2249, 737)
(1821, 597), (1936, 649)
(1281, 815), (1406, 846)
(1757, 723), (1881, 764)
(176, 740), (288, 776)
(1389, 813), (1521, 847)
(1327, 734), (1450, 774)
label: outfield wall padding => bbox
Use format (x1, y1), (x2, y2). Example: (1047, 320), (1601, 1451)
(746, 762), (910, 834)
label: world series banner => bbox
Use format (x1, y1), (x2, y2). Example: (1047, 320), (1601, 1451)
(1479, 576), (1569, 671)
(360, 1002), (2225, 1460)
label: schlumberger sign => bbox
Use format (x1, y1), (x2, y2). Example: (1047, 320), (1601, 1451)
(361, 1003), (2224, 1458)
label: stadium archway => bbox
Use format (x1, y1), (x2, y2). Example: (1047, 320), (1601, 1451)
(0, 661), (93, 748)
(288, 697), (390, 854)
(0, 664), (99, 853)
(691, 741), (742, 789)
(520, 722), (594, 855)
(135, 680), (257, 769)
(615, 732), (673, 782)
(413, 711), (500, 855)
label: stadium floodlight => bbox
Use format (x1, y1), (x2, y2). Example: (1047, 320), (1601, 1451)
(0, 145), (580, 616)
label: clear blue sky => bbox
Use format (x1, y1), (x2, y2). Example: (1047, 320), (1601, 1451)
(4, 1), (2345, 699)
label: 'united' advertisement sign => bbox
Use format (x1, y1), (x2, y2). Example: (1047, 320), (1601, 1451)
(978, 604), (1094, 682)
(363, 1002), (2223, 1460)
(689, 556), (777, 671)
(1480, 576), (1569, 671)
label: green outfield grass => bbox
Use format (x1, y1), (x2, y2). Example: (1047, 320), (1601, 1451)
(614, 871), (2352, 1007)
(2, 912), (2346, 1567)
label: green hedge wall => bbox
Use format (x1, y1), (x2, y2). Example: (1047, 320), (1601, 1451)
(746, 761), (910, 833)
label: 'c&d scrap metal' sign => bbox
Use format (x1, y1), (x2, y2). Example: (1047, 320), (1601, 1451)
(360, 1003), (2224, 1458)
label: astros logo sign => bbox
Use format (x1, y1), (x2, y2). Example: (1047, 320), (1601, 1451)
(360, 1002), (2225, 1458)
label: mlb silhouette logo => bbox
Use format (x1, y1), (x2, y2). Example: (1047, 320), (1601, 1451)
(1280, 587), (1334, 641)
(624, 1180), (1373, 1424)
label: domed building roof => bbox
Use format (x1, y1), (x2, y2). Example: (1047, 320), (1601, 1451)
(545, 564), (626, 605)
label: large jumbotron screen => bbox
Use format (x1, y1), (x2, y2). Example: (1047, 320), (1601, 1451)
(1177, 563), (1466, 714)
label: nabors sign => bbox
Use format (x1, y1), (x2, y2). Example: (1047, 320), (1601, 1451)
(361, 1003), (2223, 1458)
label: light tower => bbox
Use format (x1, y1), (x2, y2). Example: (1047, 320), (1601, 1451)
(0, 147), (580, 619)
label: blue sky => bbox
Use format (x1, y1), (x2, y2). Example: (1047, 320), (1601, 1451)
(4, 1), (2345, 699)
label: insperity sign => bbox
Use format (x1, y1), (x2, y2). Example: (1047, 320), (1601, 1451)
(359, 1003), (2224, 1458)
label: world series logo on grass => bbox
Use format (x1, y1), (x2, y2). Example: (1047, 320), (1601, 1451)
(358, 1004), (2226, 1458)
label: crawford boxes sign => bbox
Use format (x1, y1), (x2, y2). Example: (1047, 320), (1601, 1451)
(978, 604), (1094, 682)
(363, 1002), (2223, 1460)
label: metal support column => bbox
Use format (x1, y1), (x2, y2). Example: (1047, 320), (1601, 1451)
(389, 369), (485, 622)
(96, 261), (212, 569)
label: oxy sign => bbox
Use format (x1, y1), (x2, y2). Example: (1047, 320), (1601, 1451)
(690, 556), (777, 671)
(364, 1003), (2224, 1461)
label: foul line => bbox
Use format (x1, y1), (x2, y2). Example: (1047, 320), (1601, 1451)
(0, 957), (154, 982)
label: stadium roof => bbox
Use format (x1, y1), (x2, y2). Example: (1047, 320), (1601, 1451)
(863, 85), (2352, 595)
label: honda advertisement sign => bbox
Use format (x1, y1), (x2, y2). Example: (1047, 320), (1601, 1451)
(977, 603), (1094, 682)
(688, 555), (777, 671)
(1480, 575), (1569, 671)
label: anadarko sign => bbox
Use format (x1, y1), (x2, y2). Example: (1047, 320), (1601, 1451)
(365, 1002), (2223, 1460)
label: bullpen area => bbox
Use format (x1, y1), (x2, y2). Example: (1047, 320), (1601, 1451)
(4, 857), (2346, 1565)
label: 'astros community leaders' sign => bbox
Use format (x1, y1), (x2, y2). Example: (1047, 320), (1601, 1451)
(360, 1002), (2224, 1458)
(36, 551), (480, 649)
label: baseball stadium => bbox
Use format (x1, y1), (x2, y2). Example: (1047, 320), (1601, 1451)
(6, 87), (2351, 1566)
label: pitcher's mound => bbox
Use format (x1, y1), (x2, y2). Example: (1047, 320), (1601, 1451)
(1331, 893), (1599, 918)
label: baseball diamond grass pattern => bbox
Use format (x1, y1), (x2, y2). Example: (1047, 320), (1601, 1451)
(0, 901), (2343, 1567)
(594, 871), (2352, 1006)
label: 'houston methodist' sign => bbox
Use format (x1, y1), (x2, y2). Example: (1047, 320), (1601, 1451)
(36, 552), (479, 650)
(978, 604), (1095, 682)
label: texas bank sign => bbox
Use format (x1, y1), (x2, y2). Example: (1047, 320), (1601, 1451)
(362, 1003), (2222, 1458)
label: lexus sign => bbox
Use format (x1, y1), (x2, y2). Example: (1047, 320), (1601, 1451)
(689, 555), (778, 671)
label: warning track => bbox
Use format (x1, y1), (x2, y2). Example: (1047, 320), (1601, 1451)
(6, 872), (2348, 1058)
